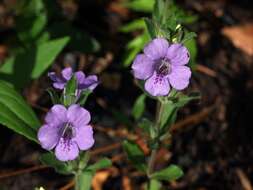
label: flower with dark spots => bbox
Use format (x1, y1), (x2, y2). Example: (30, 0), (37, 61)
(48, 67), (98, 91)
(38, 104), (94, 161)
(131, 38), (191, 96)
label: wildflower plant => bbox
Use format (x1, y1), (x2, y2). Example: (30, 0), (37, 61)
(39, 68), (111, 190)
(123, 0), (200, 189)
(0, 66), (111, 190)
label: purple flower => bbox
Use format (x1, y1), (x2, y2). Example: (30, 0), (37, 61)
(48, 67), (98, 91)
(132, 38), (191, 96)
(38, 104), (94, 161)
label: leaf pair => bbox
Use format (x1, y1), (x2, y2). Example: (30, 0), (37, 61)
(0, 81), (40, 142)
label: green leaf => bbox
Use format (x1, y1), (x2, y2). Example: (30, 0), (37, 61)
(40, 153), (72, 175)
(152, 0), (165, 23)
(138, 118), (153, 134)
(144, 18), (157, 38)
(147, 179), (162, 190)
(76, 90), (92, 106)
(76, 171), (93, 190)
(184, 39), (197, 69)
(64, 75), (77, 106)
(47, 22), (100, 53)
(0, 81), (40, 129)
(122, 32), (149, 67)
(123, 140), (147, 172)
(0, 102), (38, 142)
(0, 37), (70, 88)
(16, 0), (47, 43)
(124, 0), (155, 12)
(160, 101), (177, 130)
(181, 32), (197, 44)
(0, 80), (40, 142)
(173, 92), (200, 108)
(86, 158), (112, 172)
(132, 94), (146, 120)
(159, 92), (200, 131)
(151, 164), (183, 181)
(120, 19), (145, 33)
(31, 37), (70, 78)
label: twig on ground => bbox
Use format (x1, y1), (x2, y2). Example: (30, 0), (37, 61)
(59, 180), (75, 190)
(91, 142), (121, 156)
(197, 64), (217, 77)
(236, 168), (253, 190)
(0, 165), (49, 180)
(170, 105), (215, 133)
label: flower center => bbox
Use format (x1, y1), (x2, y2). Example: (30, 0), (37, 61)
(61, 123), (75, 140)
(157, 58), (171, 76)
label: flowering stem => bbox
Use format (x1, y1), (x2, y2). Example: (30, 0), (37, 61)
(147, 101), (165, 178)
(74, 152), (91, 190)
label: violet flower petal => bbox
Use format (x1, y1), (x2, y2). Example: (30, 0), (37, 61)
(75, 71), (86, 83)
(132, 54), (155, 80)
(168, 65), (191, 90)
(61, 67), (73, 80)
(55, 138), (79, 161)
(166, 43), (190, 66)
(80, 75), (99, 90)
(73, 125), (94, 150)
(45, 105), (67, 127)
(38, 124), (60, 150)
(52, 82), (66, 89)
(144, 72), (170, 96)
(144, 38), (168, 60)
(67, 104), (91, 127)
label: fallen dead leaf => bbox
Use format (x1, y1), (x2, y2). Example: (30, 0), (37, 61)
(92, 170), (110, 190)
(92, 167), (119, 190)
(135, 138), (150, 155)
(122, 176), (132, 190)
(222, 23), (253, 56)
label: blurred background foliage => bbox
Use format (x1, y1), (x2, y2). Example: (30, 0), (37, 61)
(0, 0), (99, 88)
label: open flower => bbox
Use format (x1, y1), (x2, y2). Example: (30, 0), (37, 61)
(131, 38), (191, 96)
(49, 67), (98, 91)
(38, 104), (94, 161)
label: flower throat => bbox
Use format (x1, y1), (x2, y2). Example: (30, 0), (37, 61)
(157, 59), (171, 76)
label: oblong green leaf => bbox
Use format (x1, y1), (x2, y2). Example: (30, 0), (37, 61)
(151, 164), (183, 181)
(86, 158), (112, 172)
(124, 0), (155, 12)
(0, 80), (40, 130)
(120, 19), (145, 33)
(31, 37), (70, 78)
(40, 153), (72, 175)
(132, 94), (146, 120)
(123, 140), (147, 172)
(0, 102), (37, 142)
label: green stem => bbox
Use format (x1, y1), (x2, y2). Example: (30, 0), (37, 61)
(147, 148), (157, 177)
(74, 152), (91, 190)
(147, 101), (165, 178)
(75, 173), (81, 190)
